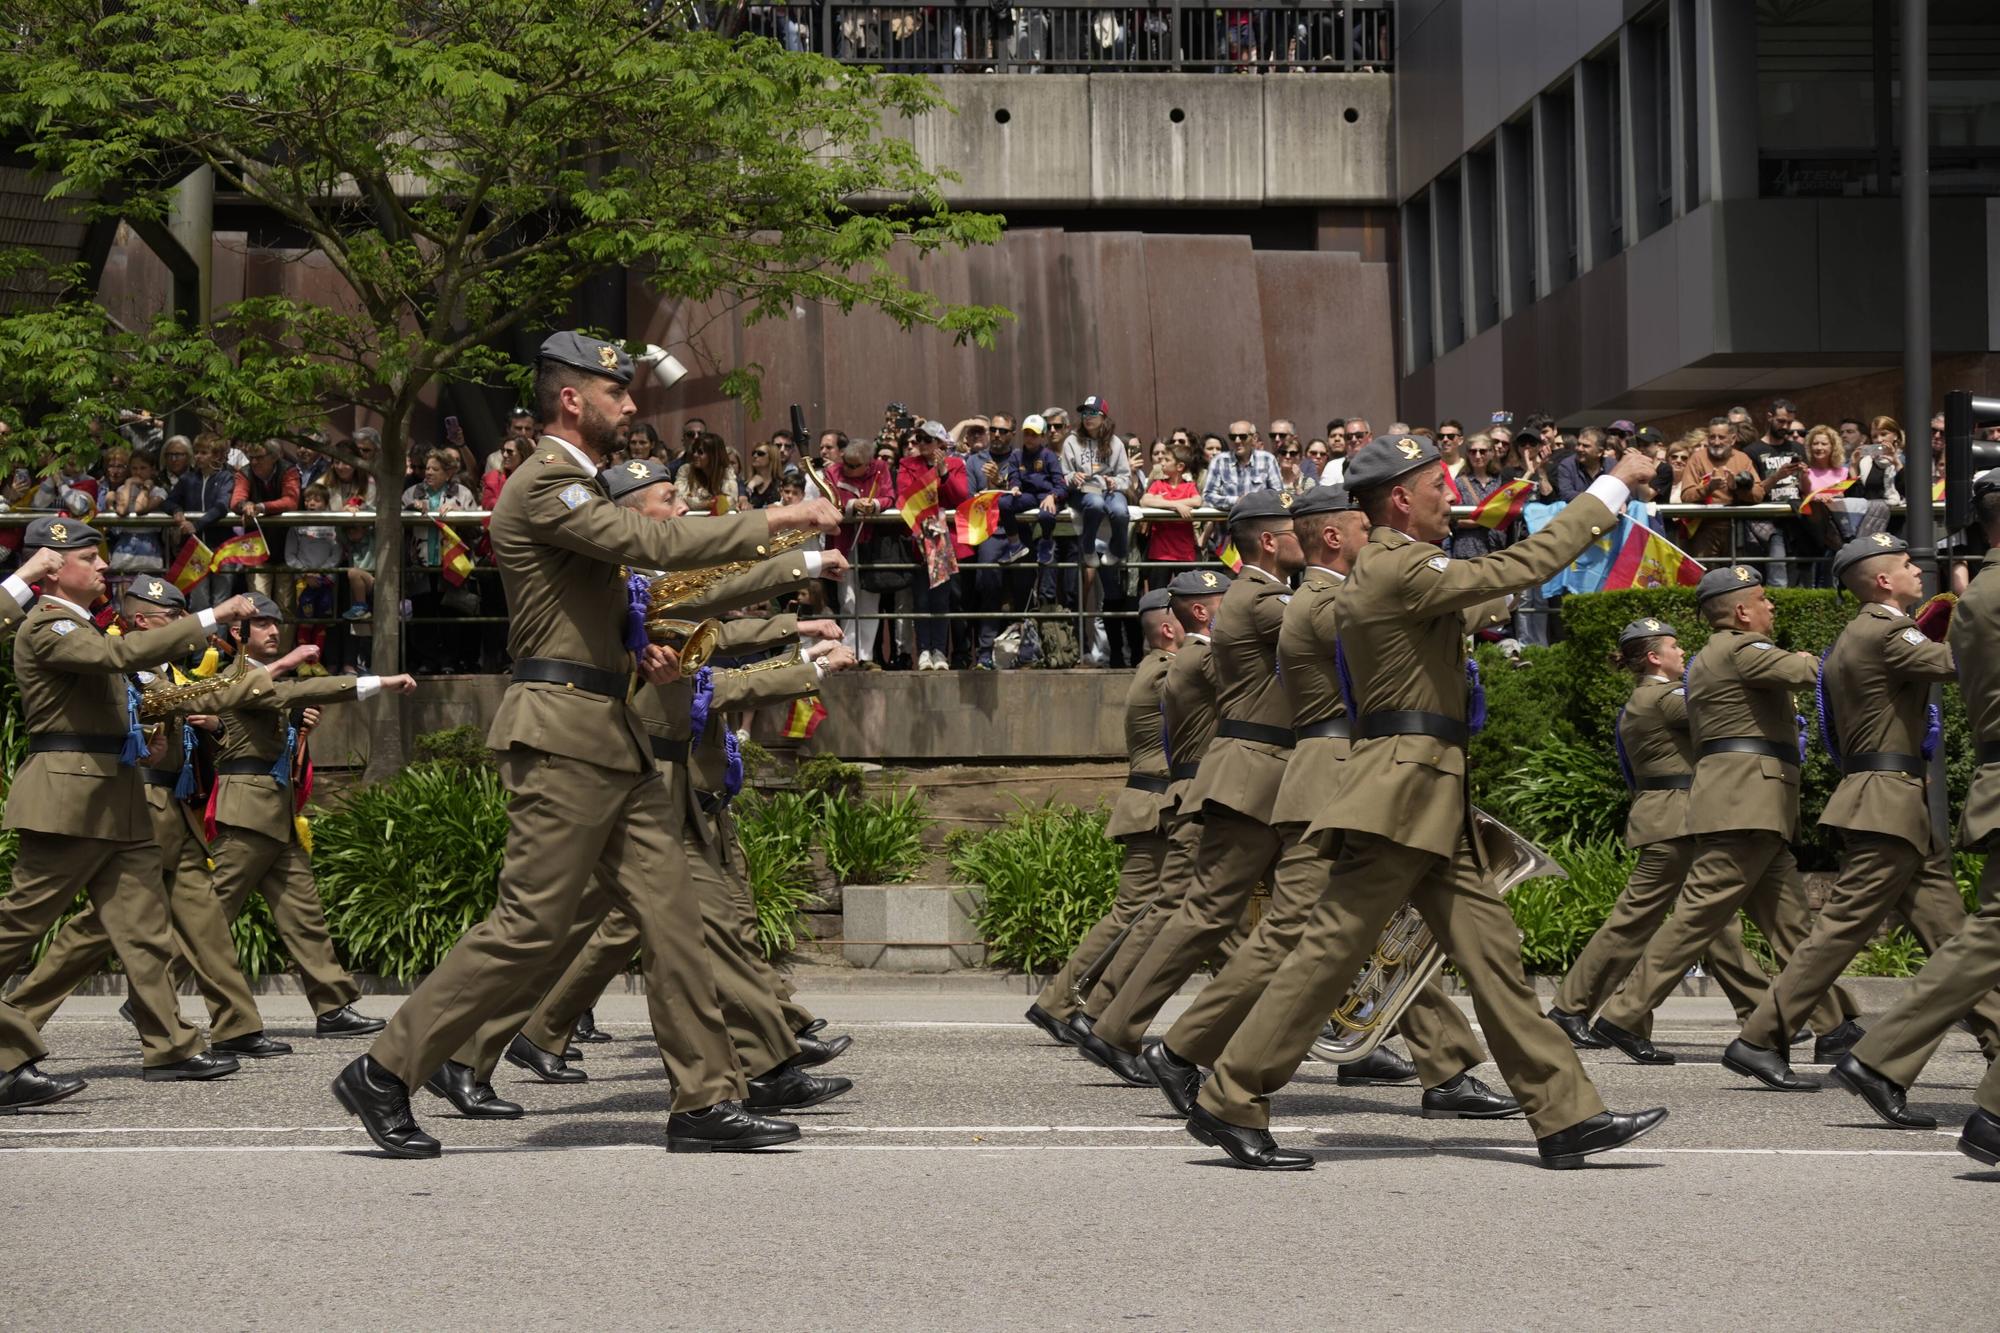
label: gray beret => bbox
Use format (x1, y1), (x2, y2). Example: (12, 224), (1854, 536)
(601, 456), (672, 501)
(125, 574), (187, 611)
(1168, 568), (1229, 597)
(1136, 588), (1173, 613)
(1617, 616), (1676, 650)
(1291, 485), (1356, 517)
(1830, 531), (1909, 585)
(1227, 489), (1295, 524)
(23, 515), (104, 550)
(244, 591), (283, 622)
(1694, 562), (1763, 603)
(1344, 433), (1441, 493)
(537, 331), (633, 385)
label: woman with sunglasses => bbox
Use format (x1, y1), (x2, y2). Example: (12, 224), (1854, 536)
(1447, 432), (1505, 559)
(742, 439), (783, 509)
(1274, 435), (1316, 493)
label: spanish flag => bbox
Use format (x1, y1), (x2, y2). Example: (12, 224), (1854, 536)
(1604, 521), (1705, 591)
(784, 696), (828, 740)
(212, 529), (269, 570)
(1216, 538), (1243, 573)
(1934, 475), (1947, 503)
(955, 490), (1003, 547)
(1470, 478), (1533, 530)
(433, 519), (475, 587)
(898, 477), (939, 531)
(168, 536), (215, 592)
(1800, 476), (1854, 515)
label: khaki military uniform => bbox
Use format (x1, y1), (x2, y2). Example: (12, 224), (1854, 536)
(1851, 552), (2000, 1108)
(0, 601), (219, 1069)
(1033, 645), (1176, 1019)
(1202, 499), (1623, 1135)
(1597, 630), (1859, 1036)
(10, 662), (275, 1042)
(1552, 676), (1771, 1032)
(0, 580), (32, 637)
(369, 437), (776, 1110)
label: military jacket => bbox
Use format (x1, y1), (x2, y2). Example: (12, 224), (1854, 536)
(1685, 628), (1818, 839)
(1618, 677), (1693, 848)
(1815, 602), (1955, 851)
(1159, 634), (1218, 818)
(138, 661), (276, 821)
(0, 583), (30, 640)
(486, 436), (773, 773)
(212, 674), (363, 842)
(1955, 551), (2000, 850)
(1270, 567), (1350, 829)
(1104, 647), (1175, 840)
(1308, 495), (1617, 857)
(686, 653), (820, 850)
(1182, 567), (1292, 823)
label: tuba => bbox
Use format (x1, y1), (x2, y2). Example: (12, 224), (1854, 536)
(644, 529), (818, 670)
(1309, 806), (1565, 1065)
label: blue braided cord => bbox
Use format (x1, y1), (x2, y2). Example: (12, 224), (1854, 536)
(173, 720), (197, 801)
(624, 571), (650, 656)
(271, 723), (296, 785)
(1922, 703), (1942, 761)
(689, 666), (715, 746)
(724, 730), (744, 797)
(119, 680), (146, 767)
(1334, 636), (1357, 719)
(1612, 707), (1637, 791)
(1465, 658), (1486, 734)
(1815, 644), (1840, 769)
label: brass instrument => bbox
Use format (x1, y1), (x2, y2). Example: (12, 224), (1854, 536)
(643, 529), (817, 669)
(138, 655), (248, 722)
(1310, 806), (1565, 1065)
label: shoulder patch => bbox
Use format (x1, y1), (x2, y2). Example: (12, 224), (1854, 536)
(1671, 687), (1685, 697)
(1747, 640), (1774, 650)
(47, 619), (75, 636)
(1902, 627), (1927, 645)
(1277, 594), (1292, 605)
(1425, 555), (1450, 572)
(557, 483), (592, 511)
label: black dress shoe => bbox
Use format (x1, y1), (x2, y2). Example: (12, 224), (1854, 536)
(1421, 1072), (1523, 1120)
(1185, 1103), (1313, 1171)
(746, 1063), (853, 1111)
(1722, 1038), (1817, 1091)
(315, 1005), (386, 1038)
(1960, 1108), (2000, 1167)
(424, 1060), (525, 1119)
(572, 1008), (615, 1044)
(332, 1055), (441, 1159)
(797, 1018), (827, 1038)
(562, 1044), (582, 1061)
(1336, 1045), (1418, 1086)
(1829, 1055), (1935, 1128)
(1026, 1003), (1077, 1046)
(792, 1032), (853, 1068)
(504, 1034), (587, 1085)
(1812, 1019), (1866, 1065)
(212, 1032), (293, 1059)
(1537, 1107), (1669, 1169)
(666, 1100), (801, 1153)
(1591, 1018), (1675, 1065)
(1066, 1012), (1096, 1046)
(141, 1050), (240, 1082)
(1547, 1006), (1608, 1049)
(116, 998), (137, 1030)
(1076, 1030), (1154, 1087)
(1142, 1040), (1202, 1118)
(0, 1061), (86, 1113)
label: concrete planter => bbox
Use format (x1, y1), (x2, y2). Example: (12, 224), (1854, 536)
(841, 883), (987, 972)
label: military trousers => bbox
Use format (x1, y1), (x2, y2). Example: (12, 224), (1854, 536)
(1552, 837), (1771, 1036)
(707, 802), (816, 1034)
(1852, 857), (2000, 1115)
(1164, 828), (1486, 1087)
(1598, 830), (1857, 1037)
(0, 832), (201, 1069)
(1200, 829), (1606, 1136)
(1084, 817), (1206, 1018)
(372, 750), (742, 1111)
(1740, 835), (2000, 1056)
(8, 794), (264, 1043)
(1034, 830), (1169, 1020)
(1091, 805), (1282, 1052)
(206, 825), (359, 1018)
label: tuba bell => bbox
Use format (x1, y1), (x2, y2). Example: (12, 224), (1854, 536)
(1309, 806), (1565, 1065)
(643, 529), (817, 669)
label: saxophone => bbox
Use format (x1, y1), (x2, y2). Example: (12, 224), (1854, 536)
(645, 529), (817, 670)
(138, 653), (250, 722)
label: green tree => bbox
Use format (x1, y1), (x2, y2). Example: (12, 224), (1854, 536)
(0, 0), (1004, 777)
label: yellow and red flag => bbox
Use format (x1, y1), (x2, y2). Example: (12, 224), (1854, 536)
(1604, 522), (1704, 590)
(1799, 476), (1855, 515)
(1934, 475), (1947, 502)
(168, 536), (215, 592)
(1470, 478), (1533, 530)
(955, 490), (1003, 547)
(784, 696), (828, 740)
(212, 529), (268, 570)
(433, 519), (475, 587)
(898, 477), (939, 531)
(1216, 537), (1243, 573)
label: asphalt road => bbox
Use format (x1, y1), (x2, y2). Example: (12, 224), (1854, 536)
(3, 990), (1991, 1331)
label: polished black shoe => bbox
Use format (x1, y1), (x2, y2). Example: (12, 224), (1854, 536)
(1421, 1072), (1523, 1120)
(504, 1034), (587, 1085)
(746, 1063), (853, 1111)
(141, 1050), (240, 1082)
(212, 1032), (292, 1059)
(666, 1100), (801, 1153)
(1722, 1038), (1817, 1091)
(572, 1008), (615, 1044)
(1537, 1107), (1669, 1169)
(1829, 1054), (1935, 1128)
(1591, 1018), (1675, 1065)
(1185, 1103), (1313, 1171)
(315, 1004), (386, 1038)
(1076, 1030), (1154, 1087)
(792, 1032), (853, 1068)
(424, 1060), (525, 1119)
(797, 1018), (827, 1038)
(1066, 1012), (1097, 1046)
(1812, 1019), (1866, 1065)
(1960, 1108), (2000, 1167)
(0, 1061), (86, 1113)
(116, 998), (137, 1031)
(332, 1055), (441, 1159)
(1336, 1045), (1419, 1086)
(1547, 1006), (1608, 1049)
(1026, 1003), (1077, 1046)
(1142, 1040), (1203, 1118)
(561, 1043), (582, 1061)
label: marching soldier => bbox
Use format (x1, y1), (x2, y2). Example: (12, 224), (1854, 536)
(0, 517), (259, 1111)
(334, 344), (839, 1159)
(1725, 535), (2000, 1089)
(1591, 565), (1860, 1063)
(1191, 434), (1666, 1171)
(1545, 618), (1772, 1046)
(1143, 485), (1513, 1122)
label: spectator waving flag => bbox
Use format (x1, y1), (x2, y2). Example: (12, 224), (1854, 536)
(212, 527), (269, 570)
(1603, 510), (1705, 590)
(1799, 476), (1854, 515)
(956, 490), (1003, 547)
(433, 519), (475, 586)
(1470, 478), (1534, 529)
(167, 536), (215, 592)
(784, 695), (828, 740)
(898, 473), (939, 530)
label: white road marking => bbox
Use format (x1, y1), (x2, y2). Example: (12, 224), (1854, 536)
(0, 1142), (1969, 1158)
(0, 1122), (1969, 1138)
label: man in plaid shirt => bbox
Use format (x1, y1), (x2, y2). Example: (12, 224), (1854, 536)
(1201, 419), (1284, 509)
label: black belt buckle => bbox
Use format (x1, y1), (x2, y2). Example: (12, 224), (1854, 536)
(1215, 719), (1295, 748)
(1296, 717), (1351, 741)
(27, 733), (125, 755)
(513, 657), (633, 700)
(1125, 774), (1171, 794)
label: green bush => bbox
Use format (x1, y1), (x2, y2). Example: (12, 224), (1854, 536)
(822, 787), (931, 884)
(734, 789), (823, 959)
(1506, 838), (1632, 974)
(409, 724), (492, 769)
(794, 753), (863, 799)
(1497, 735), (1627, 848)
(957, 802), (1124, 972)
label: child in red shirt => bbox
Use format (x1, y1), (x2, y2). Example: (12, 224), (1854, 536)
(1142, 439), (1202, 586)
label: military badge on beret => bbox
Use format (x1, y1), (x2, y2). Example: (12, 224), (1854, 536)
(599, 345), (620, 370)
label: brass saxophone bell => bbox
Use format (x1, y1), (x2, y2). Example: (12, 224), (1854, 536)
(646, 616), (721, 670)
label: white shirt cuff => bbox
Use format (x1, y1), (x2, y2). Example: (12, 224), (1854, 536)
(1583, 475), (1632, 514)
(2, 573), (34, 607)
(196, 608), (218, 631)
(802, 550), (823, 578)
(810, 657), (825, 680)
(356, 675), (381, 700)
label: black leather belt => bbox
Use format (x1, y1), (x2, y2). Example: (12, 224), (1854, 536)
(1353, 710), (1469, 747)
(651, 736), (690, 764)
(1169, 762), (1201, 781)
(1215, 720), (1295, 748)
(1842, 751), (1926, 778)
(216, 759), (283, 778)
(1698, 737), (1796, 764)
(141, 769), (180, 789)
(1125, 774), (1172, 794)
(513, 657), (632, 699)
(27, 733), (125, 755)
(1979, 741), (2000, 766)
(1633, 775), (1693, 791)
(1295, 717), (1351, 741)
